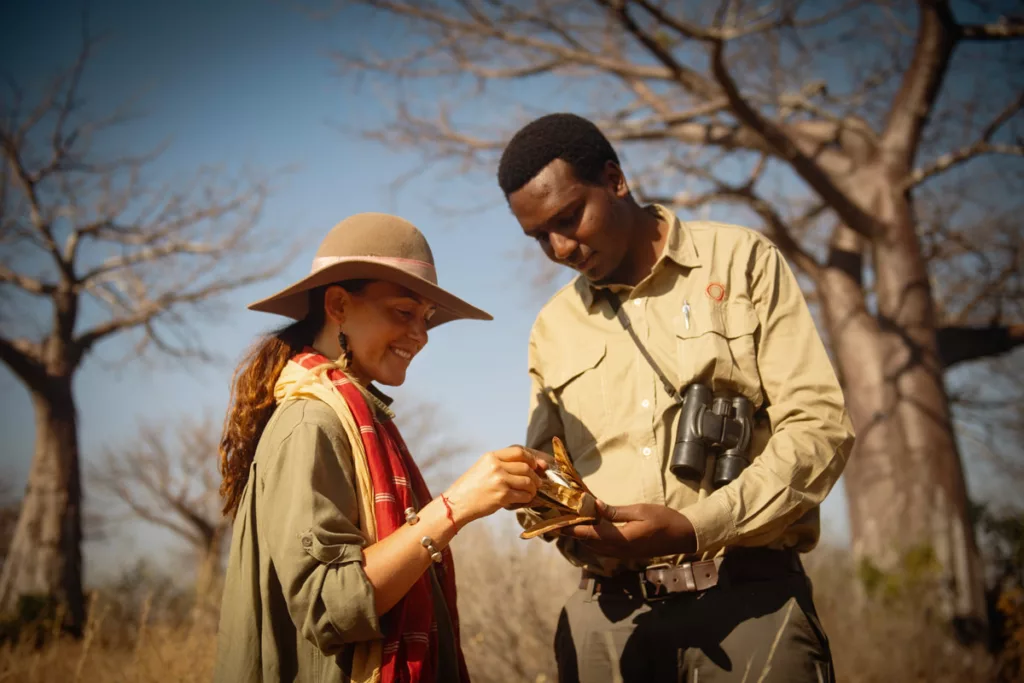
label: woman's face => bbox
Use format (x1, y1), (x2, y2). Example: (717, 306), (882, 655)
(328, 281), (436, 386)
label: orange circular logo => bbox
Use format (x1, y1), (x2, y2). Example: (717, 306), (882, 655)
(706, 283), (726, 301)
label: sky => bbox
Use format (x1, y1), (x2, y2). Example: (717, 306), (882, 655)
(0, 0), (954, 583)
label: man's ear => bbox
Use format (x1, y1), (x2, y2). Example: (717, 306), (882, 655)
(323, 285), (349, 325)
(604, 160), (630, 198)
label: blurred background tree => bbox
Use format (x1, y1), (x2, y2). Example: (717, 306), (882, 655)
(0, 33), (286, 632)
(89, 419), (229, 619)
(327, 0), (1024, 639)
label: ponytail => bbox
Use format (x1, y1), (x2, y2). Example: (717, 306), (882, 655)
(219, 290), (326, 516)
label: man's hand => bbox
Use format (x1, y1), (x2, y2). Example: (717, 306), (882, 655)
(558, 501), (697, 559)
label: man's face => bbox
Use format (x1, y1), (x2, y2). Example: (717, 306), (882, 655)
(508, 159), (632, 283)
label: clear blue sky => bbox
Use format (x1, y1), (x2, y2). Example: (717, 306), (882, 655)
(0, 0), (899, 582)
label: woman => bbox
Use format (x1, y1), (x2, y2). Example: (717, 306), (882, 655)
(215, 213), (545, 682)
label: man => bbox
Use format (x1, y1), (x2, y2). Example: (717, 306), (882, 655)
(500, 113), (854, 683)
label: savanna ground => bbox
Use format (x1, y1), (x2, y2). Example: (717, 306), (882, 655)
(2, 521), (1021, 683)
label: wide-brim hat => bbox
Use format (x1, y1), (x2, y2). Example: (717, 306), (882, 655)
(248, 213), (491, 328)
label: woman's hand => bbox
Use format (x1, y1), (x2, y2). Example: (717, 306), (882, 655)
(443, 446), (548, 527)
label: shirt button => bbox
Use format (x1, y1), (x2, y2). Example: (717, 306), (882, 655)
(642, 447), (652, 457)
(641, 399), (650, 408)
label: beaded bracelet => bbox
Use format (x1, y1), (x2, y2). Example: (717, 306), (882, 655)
(420, 535), (443, 564)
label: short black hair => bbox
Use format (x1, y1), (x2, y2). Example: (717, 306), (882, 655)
(497, 113), (620, 196)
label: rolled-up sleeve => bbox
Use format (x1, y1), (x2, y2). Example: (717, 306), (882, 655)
(258, 402), (382, 653)
(682, 244), (856, 553)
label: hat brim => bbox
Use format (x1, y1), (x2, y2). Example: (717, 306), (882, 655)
(247, 259), (492, 329)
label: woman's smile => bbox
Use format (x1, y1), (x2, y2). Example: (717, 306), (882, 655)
(390, 346), (414, 362)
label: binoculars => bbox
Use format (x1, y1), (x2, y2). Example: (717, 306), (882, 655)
(671, 384), (754, 488)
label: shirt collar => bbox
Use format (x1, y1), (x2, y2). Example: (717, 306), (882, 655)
(365, 382), (396, 421)
(578, 204), (701, 309)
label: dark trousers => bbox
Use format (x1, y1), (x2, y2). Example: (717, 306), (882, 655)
(554, 571), (834, 683)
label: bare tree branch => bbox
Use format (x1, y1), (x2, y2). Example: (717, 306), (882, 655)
(938, 323), (1024, 367)
(0, 264), (57, 296)
(72, 265), (279, 361)
(90, 419), (226, 548)
(958, 17), (1024, 40)
(707, 39), (878, 237)
(640, 157), (824, 277)
(596, 0), (719, 98)
(627, 0), (860, 42)
(0, 335), (45, 390)
(905, 92), (1024, 189)
(337, 1), (677, 82)
(907, 141), (1024, 189)
(1, 37), (288, 376)
(880, 1), (958, 170)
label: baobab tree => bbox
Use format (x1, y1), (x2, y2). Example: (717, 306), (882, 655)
(0, 38), (284, 631)
(327, 0), (1024, 636)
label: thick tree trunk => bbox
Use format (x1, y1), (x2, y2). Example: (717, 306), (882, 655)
(192, 528), (225, 627)
(0, 378), (84, 634)
(194, 530), (224, 608)
(817, 225), (912, 573)
(871, 192), (986, 637)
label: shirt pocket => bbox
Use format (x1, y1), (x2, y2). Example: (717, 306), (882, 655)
(674, 298), (764, 407)
(544, 336), (609, 457)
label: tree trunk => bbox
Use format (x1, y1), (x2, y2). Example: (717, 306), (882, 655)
(0, 377), (84, 634)
(192, 528), (225, 626)
(194, 531), (224, 608)
(870, 191), (986, 638)
(817, 225), (911, 573)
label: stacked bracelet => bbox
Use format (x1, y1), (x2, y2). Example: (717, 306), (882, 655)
(404, 507), (419, 526)
(420, 536), (443, 564)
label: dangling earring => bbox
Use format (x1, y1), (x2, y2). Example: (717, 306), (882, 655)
(337, 330), (352, 369)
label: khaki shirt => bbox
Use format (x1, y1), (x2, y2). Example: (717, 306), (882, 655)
(521, 206), (855, 576)
(215, 396), (461, 682)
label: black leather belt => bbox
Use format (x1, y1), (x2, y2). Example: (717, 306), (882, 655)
(581, 548), (803, 601)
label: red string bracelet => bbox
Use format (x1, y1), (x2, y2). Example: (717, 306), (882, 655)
(441, 494), (459, 532)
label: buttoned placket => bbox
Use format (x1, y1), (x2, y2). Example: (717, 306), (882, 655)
(627, 294), (665, 506)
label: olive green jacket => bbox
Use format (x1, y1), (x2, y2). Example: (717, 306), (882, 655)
(214, 398), (460, 682)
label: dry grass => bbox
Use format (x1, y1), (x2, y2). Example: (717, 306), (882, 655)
(0, 618), (217, 682)
(804, 547), (994, 683)
(0, 527), (1006, 682)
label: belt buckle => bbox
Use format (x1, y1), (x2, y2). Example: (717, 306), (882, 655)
(640, 562), (675, 601)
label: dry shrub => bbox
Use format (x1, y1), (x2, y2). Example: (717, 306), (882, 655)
(995, 585), (1024, 681)
(451, 521), (577, 683)
(805, 545), (994, 683)
(0, 596), (216, 683)
(451, 531), (999, 683)
(0, 531), (1007, 683)
(0, 559), (213, 682)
